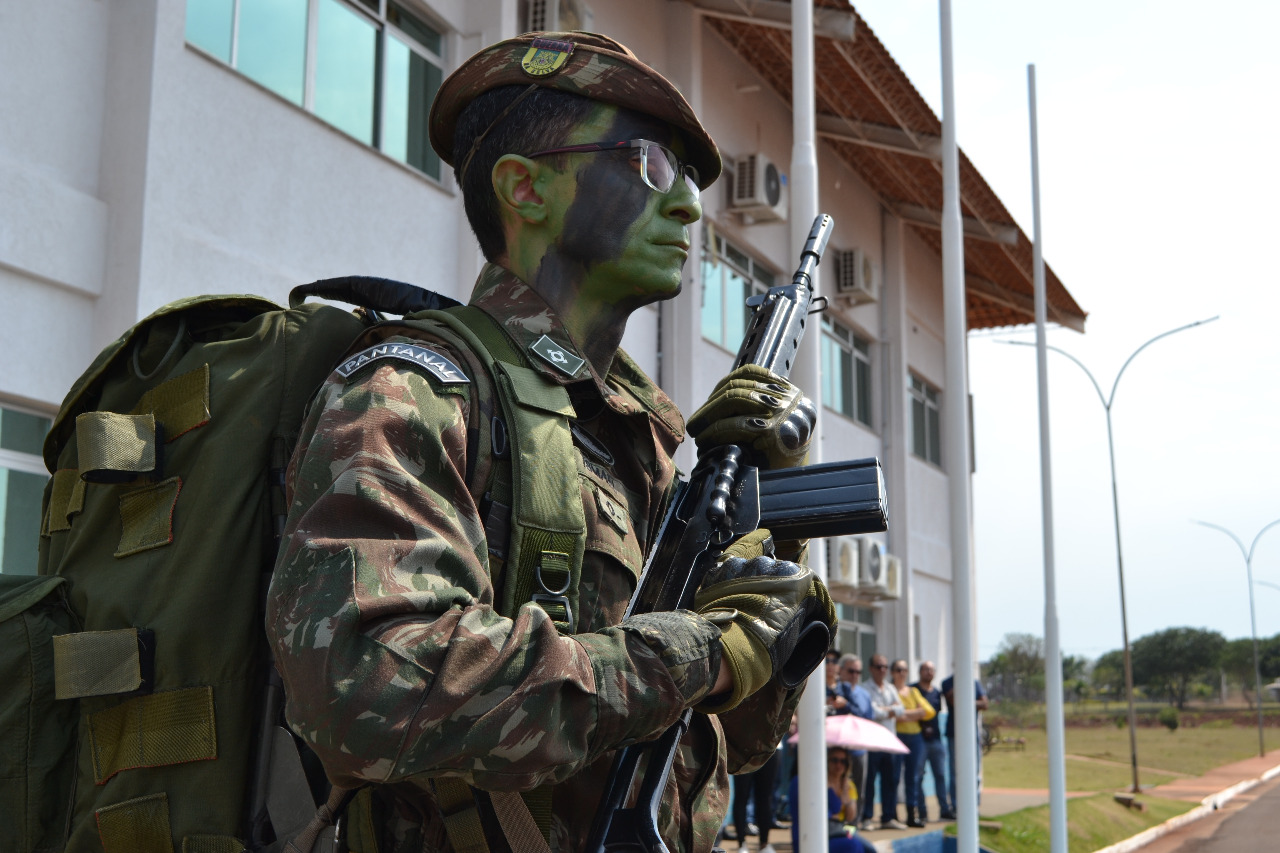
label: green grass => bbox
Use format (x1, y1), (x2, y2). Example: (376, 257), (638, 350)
(948, 794), (1194, 853)
(982, 724), (1272, 792)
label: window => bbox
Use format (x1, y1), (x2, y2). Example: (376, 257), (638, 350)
(909, 374), (942, 465)
(0, 406), (52, 575)
(821, 315), (872, 427)
(186, 0), (445, 179)
(700, 232), (775, 350)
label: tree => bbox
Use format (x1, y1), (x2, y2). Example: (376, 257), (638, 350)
(986, 633), (1046, 702)
(1219, 633), (1280, 708)
(1130, 627), (1225, 709)
(1092, 650), (1126, 710)
(1221, 638), (1258, 707)
(1062, 654), (1091, 683)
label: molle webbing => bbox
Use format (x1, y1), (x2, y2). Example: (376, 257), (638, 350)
(76, 412), (157, 482)
(411, 306), (587, 635)
(96, 793), (175, 853)
(53, 627), (150, 699)
(88, 687), (218, 784)
(73, 365), (212, 484)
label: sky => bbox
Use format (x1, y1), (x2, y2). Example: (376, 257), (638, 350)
(851, 1), (1280, 660)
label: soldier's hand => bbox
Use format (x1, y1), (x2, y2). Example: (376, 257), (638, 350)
(686, 365), (815, 470)
(692, 529), (835, 713)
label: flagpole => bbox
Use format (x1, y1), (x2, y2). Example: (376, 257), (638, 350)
(939, 3), (978, 851)
(1028, 62), (1069, 853)
(790, 1), (828, 850)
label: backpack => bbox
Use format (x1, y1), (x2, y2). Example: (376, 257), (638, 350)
(0, 277), (588, 853)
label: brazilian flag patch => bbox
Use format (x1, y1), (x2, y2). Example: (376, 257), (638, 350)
(522, 38), (575, 77)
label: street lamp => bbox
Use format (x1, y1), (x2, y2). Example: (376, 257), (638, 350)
(1001, 316), (1217, 792)
(1192, 519), (1280, 758)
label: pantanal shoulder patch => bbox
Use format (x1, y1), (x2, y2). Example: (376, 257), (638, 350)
(336, 342), (470, 385)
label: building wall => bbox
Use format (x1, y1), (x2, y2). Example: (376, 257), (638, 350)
(0, 0), (973, 679)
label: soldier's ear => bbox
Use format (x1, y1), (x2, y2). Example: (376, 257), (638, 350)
(492, 155), (548, 225)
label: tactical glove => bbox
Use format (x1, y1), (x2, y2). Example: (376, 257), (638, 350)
(686, 364), (816, 470)
(693, 529), (836, 714)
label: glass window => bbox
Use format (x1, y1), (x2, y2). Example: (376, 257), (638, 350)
(314, 0), (377, 145)
(821, 315), (872, 427)
(237, 0), (309, 105)
(0, 406), (52, 576)
(383, 30), (443, 176)
(909, 374), (941, 465)
(701, 232), (774, 351)
(185, 0), (446, 180)
(185, 0), (235, 62)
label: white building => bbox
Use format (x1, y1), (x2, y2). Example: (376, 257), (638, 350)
(0, 0), (1085, 676)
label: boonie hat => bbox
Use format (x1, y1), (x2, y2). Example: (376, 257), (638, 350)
(429, 31), (721, 189)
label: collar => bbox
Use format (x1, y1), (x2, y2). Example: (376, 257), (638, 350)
(468, 263), (684, 437)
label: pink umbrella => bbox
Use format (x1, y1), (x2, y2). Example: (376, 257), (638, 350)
(788, 714), (909, 754)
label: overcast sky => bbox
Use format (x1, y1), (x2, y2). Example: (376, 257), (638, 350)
(851, 0), (1280, 660)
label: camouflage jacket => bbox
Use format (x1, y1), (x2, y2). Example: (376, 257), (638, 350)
(267, 264), (798, 853)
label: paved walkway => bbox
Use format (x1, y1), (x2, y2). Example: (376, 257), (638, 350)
(1145, 752), (1279, 801)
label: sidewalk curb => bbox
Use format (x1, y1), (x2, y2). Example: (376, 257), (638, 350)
(1091, 760), (1280, 853)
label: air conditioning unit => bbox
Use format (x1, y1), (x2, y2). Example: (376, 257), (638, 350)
(730, 153), (788, 222)
(526, 0), (594, 32)
(858, 538), (887, 594)
(882, 553), (903, 600)
(833, 248), (877, 305)
(825, 536), (861, 604)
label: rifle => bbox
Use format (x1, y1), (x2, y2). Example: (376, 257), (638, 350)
(585, 214), (889, 852)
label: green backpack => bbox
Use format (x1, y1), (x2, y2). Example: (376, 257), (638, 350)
(0, 279), (496, 853)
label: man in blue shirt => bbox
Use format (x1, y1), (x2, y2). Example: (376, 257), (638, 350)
(912, 661), (950, 821)
(941, 672), (989, 810)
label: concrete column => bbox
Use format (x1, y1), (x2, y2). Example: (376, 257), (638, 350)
(660, 2), (704, 474)
(95, 0), (163, 349)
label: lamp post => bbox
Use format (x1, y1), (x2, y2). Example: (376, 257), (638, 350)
(1192, 519), (1280, 758)
(1002, 316), (1217, 792)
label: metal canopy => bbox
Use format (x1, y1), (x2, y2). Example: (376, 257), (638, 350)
(687, 0), (1088, 332)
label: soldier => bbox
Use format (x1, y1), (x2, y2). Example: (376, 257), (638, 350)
(267, 32), (833, 853)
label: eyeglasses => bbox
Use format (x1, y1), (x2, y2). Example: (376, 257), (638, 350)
(827, 755), (849, 765)
(525, 138), (700, 195)
(871, 663), (888, 670)
(892, 667), (907, 673)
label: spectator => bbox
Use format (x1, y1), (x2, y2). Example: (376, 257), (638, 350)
(825, 650), (857, 715)
(788, 748), (876, 853)
(732, 747), (780, 853)
(942, 671), (990, 809)
(891, 659), (935, 828)
(860, 654), (906, 830)
(912, 661), (952, 820)
(837, 653), (873, 821)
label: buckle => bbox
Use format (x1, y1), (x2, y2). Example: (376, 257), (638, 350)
(531, 593), (573, 628)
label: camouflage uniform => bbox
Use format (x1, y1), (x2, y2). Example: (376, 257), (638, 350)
(267, 264), (799, 852)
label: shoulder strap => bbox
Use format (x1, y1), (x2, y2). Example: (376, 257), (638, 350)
(405, 307), (587, 635)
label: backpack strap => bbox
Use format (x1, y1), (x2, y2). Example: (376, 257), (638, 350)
(407, 307), (587, 636)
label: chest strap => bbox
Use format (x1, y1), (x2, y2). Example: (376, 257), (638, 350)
(406, 307), (587, 635)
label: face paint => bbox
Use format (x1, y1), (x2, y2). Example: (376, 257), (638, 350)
(533, 104), (701, 314)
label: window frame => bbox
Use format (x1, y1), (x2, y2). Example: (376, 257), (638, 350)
(699, 229), (777, 352)
(908, 372), (942, 466)
(185, 0), (447, 182)
(820, 313), (873, 429)
(0, 402), (54, 576)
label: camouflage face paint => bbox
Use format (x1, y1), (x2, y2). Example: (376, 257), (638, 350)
(533, 105), (701, 314)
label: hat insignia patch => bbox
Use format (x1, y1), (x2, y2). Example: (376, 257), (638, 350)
(522, 38), (575, 77)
